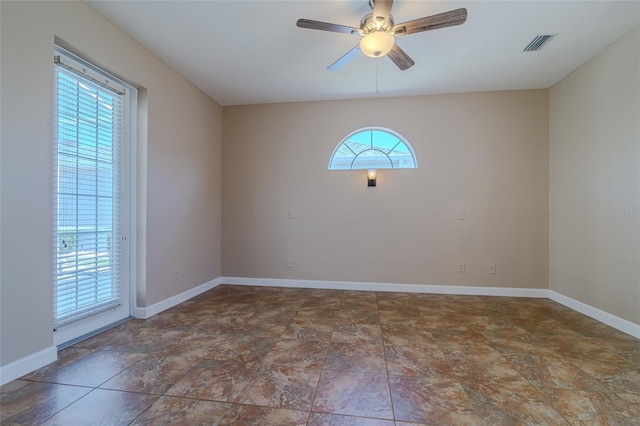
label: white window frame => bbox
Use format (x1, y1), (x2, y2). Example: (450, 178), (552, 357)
(328, 126), (418, 171)
(52, 46), (137, 346)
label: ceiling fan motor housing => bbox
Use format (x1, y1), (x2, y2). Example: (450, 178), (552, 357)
(360, 13), (394, 35)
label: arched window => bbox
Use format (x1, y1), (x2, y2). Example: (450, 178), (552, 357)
(328, 127), (417, 170)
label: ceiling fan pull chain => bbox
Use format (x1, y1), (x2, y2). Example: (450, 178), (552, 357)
(376, 61), (379, 95)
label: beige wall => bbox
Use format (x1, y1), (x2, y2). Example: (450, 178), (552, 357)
(222, 91), (549, 288)
(549, 26), (640, 324)
(0, 1), (222, 366)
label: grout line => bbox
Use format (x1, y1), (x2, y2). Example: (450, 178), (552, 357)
(377, 291), (398, 423)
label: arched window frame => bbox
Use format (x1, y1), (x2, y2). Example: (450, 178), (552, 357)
(328, 126), (418, 170)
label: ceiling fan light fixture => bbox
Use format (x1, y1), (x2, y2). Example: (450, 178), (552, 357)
(359, 31), (395, 57)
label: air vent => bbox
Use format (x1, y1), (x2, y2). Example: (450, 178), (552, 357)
(523, 34), (556, 52)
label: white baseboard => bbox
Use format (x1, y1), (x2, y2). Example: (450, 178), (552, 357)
(220, 277), (549, 298)
(134, 277), (223, 319)
(221, 277), (639, 339)
(548, 290), (640, 339)
(0, 346), (57, 386)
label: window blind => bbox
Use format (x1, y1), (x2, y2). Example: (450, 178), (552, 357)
(53, 53), (125, 328)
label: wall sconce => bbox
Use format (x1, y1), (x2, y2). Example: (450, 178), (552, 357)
(367, 169), (377, 187)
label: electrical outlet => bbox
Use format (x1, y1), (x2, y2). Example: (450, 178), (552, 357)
(489, 264), (496, 274)
(287, 258), (293, 268)
(458, 262), (465, 273)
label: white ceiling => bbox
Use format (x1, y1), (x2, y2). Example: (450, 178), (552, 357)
(87, 0), (640, 106)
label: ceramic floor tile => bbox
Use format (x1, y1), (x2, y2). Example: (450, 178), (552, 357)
(620, 349), (640, 365)
(567, 319), (639, 341)
(34, 350), (147, 387)
(507, 354), (609, 391)
(219, 404), (310, 425)
(307, 412), (395, 425)
(331, 324), (382, 345)
(308, 289), (344, 299)
(570, 357), (640, 395)
(323, 342), (386, 374)
(160, 332), (230, 358)
(616, 391), (640, 405)
(40, 388), (157, 426)
(239, 320), (287, 337)
(388, 376), (482, 424)
(376, 294), (416, 308)
(385, 344), (453, 378)
(378, 309), (423, 324)
(618, 398), (640, 425)
(341, 292), (378, 308)
(460, 377), (571, 424)
(20, 347), (94, 381)
(102, 328), (184, 353)
(262, 339), (329, 369)
(281, 321), (334, 342)
(462, 376), (548, 404)
(540, 388), (629, 424)
(0, 382), (91, 424)
(192, 304), (256, 332)
(252, 302), (302, 316)
(312, 370), (393, 420)
(480, 321), (531, 338)
(204, 302), (256, 318)
(294, 306), (340, 321)
(380, 323), (435, 350)
(485, 336), (561, 357)
(143, 311), (211, 330)
(430, 329), (488, 352)
(235, 365), (321, 410)
(412, 295), (476, 315)
(130, 396), (231, 425)
(335, 307), (380, 325)
(549, 336), (634, 363)
(192, 317), (250, 335)
(302, 296), (342, 310)
(443, 344), (523, 381)
(419, 314), (490, 332)
(207, 333), (278, 367)
(473, 401), (569, 425)
(165, 358), (256, 402)
(516, 319), (585, 341)
(252, 296), (306, 308)
(0, 379), (30, 395)
(100, 355), (196, 394)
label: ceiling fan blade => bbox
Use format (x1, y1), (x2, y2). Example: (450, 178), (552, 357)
(393, 8), (467, 36)
(387, 43), (415, 71)
(297, 19), (362, 35)
(328, 45), (362, 71)
(372, 0), (394, 19)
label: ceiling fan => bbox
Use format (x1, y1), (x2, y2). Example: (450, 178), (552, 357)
(297, 0), (467, 71)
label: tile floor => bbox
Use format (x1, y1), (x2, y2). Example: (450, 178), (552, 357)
(2, 285), (639, 425)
